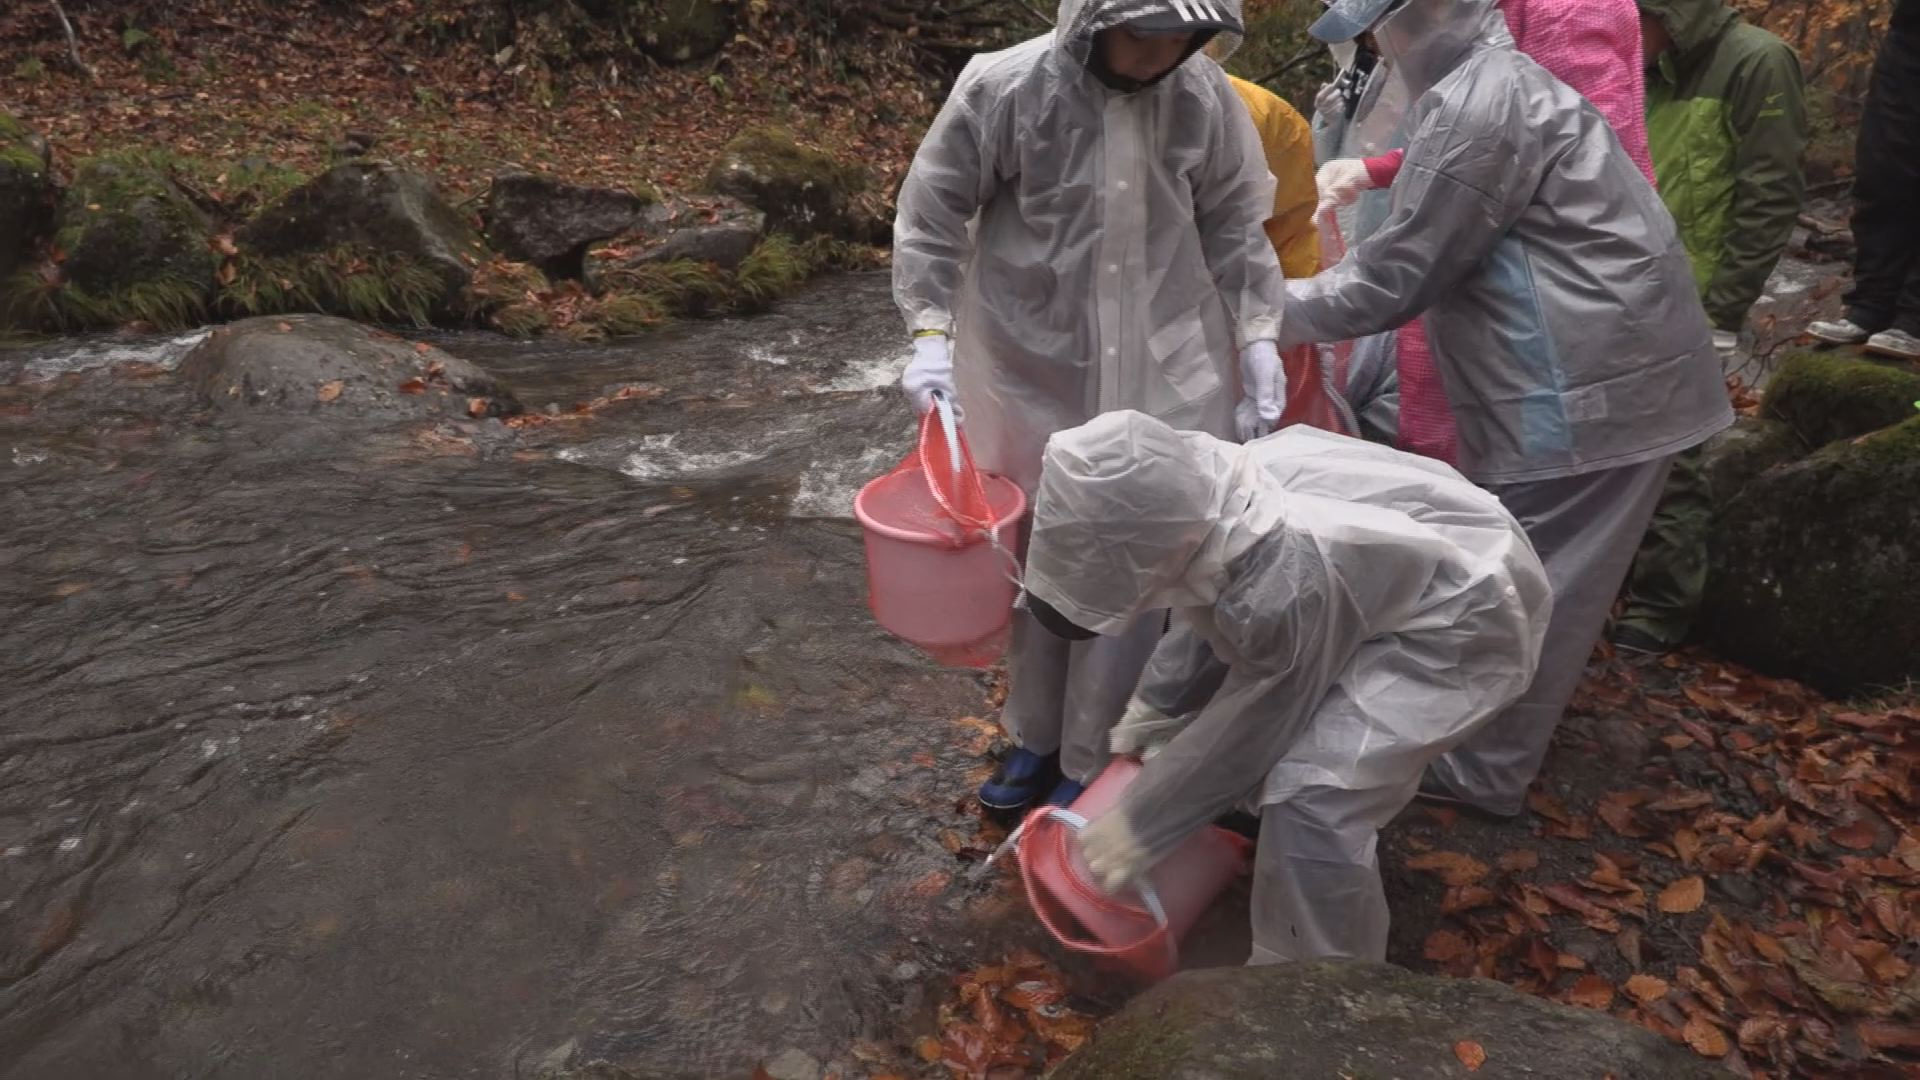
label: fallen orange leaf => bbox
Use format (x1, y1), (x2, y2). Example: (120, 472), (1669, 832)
(1406, 851), (1490, 887)
(1454, 1040), (1487, 1071)
(1830, 819), (1877, 850)
(1567, 975), (1614, 1009)
(1657, 876), (1706, 914)
(414, 341), (433, 354)
(1424, 929), (1473, 964)
(1647, 790), (1713, 813)
(399, 378), (427, 395)
(1499, 849), (1540, 873)
(317, 379), (344, 402)
(914, 1036), (943, 1062)
(1682, 1015), (1729, 1058)
(1624, 973), (1670, 1004)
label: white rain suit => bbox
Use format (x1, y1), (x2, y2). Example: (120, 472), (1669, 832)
(1024, 412), (1552, 962)
(1282, 0), (1734, 816)
(892, 0), (1289, 783)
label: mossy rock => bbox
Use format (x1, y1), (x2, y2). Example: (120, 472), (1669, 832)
(178, 314), (520, 420)
(1052, 961), (1726, 1080)
(55, 153), (216, 314)
(1705, 415), (1920, 695)
(238, 162), (489, 323)
(704, 126), (865, 239)
(635, 0), (734, 63)
(0, 112), (57, 284)
(1761, 350), (1920, 448)
(1701, 417), (1807, 511)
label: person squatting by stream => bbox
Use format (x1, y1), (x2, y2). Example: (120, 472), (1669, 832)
(893, 0), (1733, 962)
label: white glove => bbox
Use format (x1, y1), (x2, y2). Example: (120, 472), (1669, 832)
(1110, 698), (1178, 758)
(903, 333), (955, 416)
(1315, 158), (1376, 216)
(1314, 79), (1344, 119)
(1711, 329), (1739, 358)
(1078, 810), (1150, 894)
(1235, 340), (1286, 442)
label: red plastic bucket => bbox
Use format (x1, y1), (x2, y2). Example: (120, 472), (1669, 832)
(1007, 759), (1251, 982)
(854, 395), (1025, 665)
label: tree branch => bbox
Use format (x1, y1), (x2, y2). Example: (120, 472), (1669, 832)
(49, 0), (96, 82)
(1253, 43), (1323, 90)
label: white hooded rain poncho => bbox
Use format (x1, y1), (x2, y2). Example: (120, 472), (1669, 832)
(1024, 413), (1552, 962)
(892, 0), (1290, 790)
(892, 0), (1288, 495)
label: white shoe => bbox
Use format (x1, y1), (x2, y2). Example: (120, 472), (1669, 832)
(1865, 329), (1920, 361)
(1808, 317), (1875, 345)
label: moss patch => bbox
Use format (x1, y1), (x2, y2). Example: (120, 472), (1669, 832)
(220, 245), (443, 326)
(56, 152), (217, 306)
(705, 126), (866, 238)
(1762, 350), (1920, 448)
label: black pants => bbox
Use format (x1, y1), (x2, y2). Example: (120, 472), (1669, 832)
(1847, 25), (1920, 334)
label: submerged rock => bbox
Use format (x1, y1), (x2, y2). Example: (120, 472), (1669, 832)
(484, 172), (655, 280)
(705, 127), (864, 240)
(56, 154), (216, 314)
(177, 314), (520, 420)
(238, 162), (488, 320)
(1706, 415), (1920, 695)
(0, 111), (56, 283)
(1052, 961), (1727, 1079)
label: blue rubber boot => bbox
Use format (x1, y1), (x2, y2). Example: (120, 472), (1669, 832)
(1043, 778), (1086, 808)
(978, 748), (1061, 814)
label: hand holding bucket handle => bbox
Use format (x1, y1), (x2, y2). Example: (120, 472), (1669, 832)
(987, 806), (1179, 973)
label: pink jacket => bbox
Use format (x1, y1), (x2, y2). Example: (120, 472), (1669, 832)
(1365, 0), (1656, 188)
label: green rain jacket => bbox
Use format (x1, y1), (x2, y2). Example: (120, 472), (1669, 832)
(1643, 0), (1808, 331)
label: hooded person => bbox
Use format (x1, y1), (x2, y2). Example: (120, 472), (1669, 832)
(892, 0), (1290, 812)
(1612, 0), (1808, 656)
(1022, 411), (1551, 963)
(1311, 0), (1657, 467)
(1277, 0), (1734, 817)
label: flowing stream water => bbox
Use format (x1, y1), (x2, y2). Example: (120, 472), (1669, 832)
(0, 272), (1028, 1079)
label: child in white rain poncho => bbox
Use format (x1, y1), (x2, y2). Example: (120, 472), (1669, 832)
(893, 0), (1290, 813)
(1020, 412), (1551, 963)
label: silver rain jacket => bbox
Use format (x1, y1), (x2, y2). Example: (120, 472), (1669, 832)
(1024, 412), (1552, 864)
(892, 0), (1288, 494)
(1281, 0), (1733, 485)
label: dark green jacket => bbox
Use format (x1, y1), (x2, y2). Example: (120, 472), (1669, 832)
(1643, 0), (1807, 330)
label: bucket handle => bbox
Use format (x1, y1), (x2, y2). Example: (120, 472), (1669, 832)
(930, 390), (963, 481)
(1000, 807), (1178, 970)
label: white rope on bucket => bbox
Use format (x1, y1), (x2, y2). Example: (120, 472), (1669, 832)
(981, 807), (1171, 932)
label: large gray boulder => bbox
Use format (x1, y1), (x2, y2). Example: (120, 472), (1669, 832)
(704, 127), (864, 239)
(635, 197), (766, 272)
(238, 162), (487, 320)
(1051, 961), (1728, 1080)
(483, 172), (654, 280)
(0, 112), (56, 284)
(1706, 414), (1920, 694)
(56, 154), (216, 316)
(1700, 417), (1805, 512)
(178, 315), (520, 421)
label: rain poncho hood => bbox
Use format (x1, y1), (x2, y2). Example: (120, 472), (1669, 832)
(1025, 412), (1551, 866)
(1640, 0), (1739, 56)
(1281, 0), (1732, 484)
(893, 0), (1286, 493)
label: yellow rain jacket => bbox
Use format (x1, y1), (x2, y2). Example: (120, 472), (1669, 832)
(1228, 75), (1320, 278)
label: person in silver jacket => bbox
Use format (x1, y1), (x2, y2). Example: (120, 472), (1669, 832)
(892, 0), (1290, 812)
(1281, 0), (1734, 816)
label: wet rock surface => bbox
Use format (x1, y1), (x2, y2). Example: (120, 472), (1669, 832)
(705, 127), (865, 240)
(0, 273), (1023, 1080)
(484, 172), (654, 281)
(0, 112), (56, 281)
(237, 161), (488, 317)
(178, 314), (520, 419)
(1052, 960), (1727, 1080)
